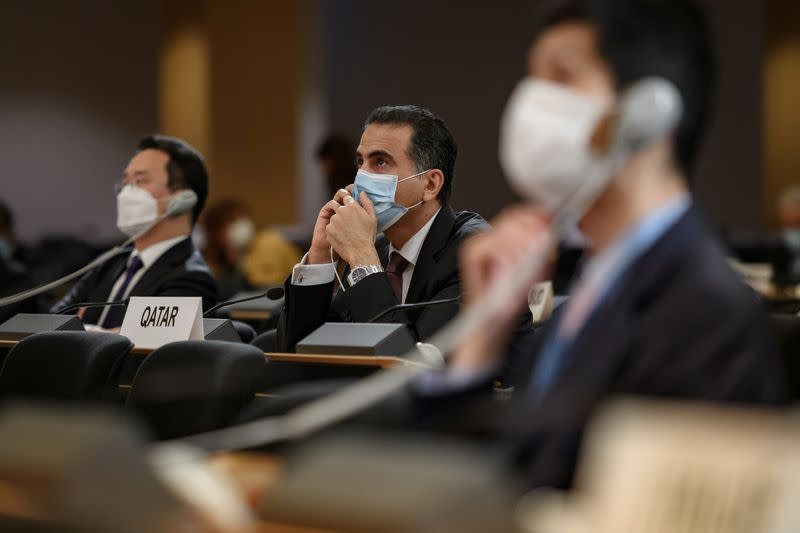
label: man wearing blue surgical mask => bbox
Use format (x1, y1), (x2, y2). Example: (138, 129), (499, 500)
(278, 106), (510, 351)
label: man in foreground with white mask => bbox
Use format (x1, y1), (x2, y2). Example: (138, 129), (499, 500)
(413, 0), (787, 488)
(278, 105), (510, 351)
(52, 135), (217, 329)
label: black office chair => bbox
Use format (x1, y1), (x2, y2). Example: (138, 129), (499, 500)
(0, 331), (132, 402)
(126, 340), (267, 440)
(768, 313), (800, 400)
(231, 320), (257, 344)
(250, 328), (278, 352)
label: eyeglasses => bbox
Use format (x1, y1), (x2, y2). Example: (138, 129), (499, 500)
(113, 175), (153, 194)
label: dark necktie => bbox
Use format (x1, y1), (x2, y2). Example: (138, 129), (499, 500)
(101, 255), (144, 328)
(386, 252), (410, 302)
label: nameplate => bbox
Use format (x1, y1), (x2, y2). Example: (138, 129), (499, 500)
(120, 297), (203, 349)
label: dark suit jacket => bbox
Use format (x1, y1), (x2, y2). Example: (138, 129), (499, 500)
(413, 207), (788, 489)
(278, 207), (491, 352)
(51, 238), (218, 328)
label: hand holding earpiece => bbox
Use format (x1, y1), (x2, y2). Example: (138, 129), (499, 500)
(326, 191), (380, 267)
(308, 188), (352, 264)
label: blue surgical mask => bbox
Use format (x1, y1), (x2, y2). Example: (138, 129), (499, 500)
(352, 169), (428, 232)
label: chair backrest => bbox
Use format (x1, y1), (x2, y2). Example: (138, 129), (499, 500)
(0, 331), (132, 402)
(768, 313), (800, 399)
(250, 328), (277, 352)
(230, 320), (256, 344)
(126, 340), (266, 440)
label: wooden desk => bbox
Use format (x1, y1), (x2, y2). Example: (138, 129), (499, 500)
(207, 452), (338, 533)
(0, 338), (428, 397)
(2, 339), (425, 370)
(229, 309), (273, 322)
(265, 352), (425, 369)
(126, 346), (423, 369)
(0, 340), (16, 350)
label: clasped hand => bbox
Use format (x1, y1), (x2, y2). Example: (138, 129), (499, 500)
(307, 187), (380, 267)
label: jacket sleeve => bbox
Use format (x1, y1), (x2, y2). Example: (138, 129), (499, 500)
(334, 272), (403, 323)
(277, 276), (338, 352)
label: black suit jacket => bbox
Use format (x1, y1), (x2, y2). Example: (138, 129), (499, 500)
(413, 207), (788, 489)
(278, 207), (491, 351)
(51, 238), (218, 328)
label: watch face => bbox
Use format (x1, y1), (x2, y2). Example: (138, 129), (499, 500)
(348, 267), (366, 286)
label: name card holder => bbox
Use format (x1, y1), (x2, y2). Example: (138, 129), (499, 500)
(120, 297), (204, 350)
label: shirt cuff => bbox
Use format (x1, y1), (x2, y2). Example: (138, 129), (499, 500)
(291, 252), (337, 285)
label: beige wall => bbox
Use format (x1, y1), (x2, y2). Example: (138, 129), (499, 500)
(0, 0), (161, 242)
(765, 0), (800, 229)
(159, 0), (303, 228)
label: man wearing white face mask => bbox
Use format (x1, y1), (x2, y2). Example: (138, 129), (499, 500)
(52, 135), (217, 329)
(411, 0), (786, 490)
(278, 105), (516, 351)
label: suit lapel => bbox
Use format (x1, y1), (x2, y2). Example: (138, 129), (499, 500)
(81, 252), (130, 324)
(405, 207), (456, 303)
(541, 208), (699, 395)
(128, 238), (192, 297)
(548, 291), (634, 395)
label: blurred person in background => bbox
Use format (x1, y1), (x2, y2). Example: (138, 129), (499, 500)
(413, 0), (787, 490)
(201, 199), (255, 300)
(0, 202), (45, 322)
(0, 201), (33, 270)
(50, 135), (217, 329)
(317, 134), (358, 199)
(202, 199), (302, 299)
(772, 185), (800, 286)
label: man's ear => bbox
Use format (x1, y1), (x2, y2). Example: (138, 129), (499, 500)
(423, 169), (445, 202)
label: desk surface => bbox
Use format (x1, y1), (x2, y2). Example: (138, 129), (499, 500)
(1, 339), (425, 369)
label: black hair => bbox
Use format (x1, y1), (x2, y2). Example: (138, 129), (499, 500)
(137, 134), (208, 224)
(316, 134), (357, 195)
(533, 0), (714, 178)
(363, 105), (458, 206)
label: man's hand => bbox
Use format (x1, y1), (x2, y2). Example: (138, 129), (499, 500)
(450, 205), (553, 372)
(308, 187), (352, 264)
(326, 191), (381, 267)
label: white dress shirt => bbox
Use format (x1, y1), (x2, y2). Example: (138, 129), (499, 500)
(94, 235), (188, 326)
(291, 208), (441, 303)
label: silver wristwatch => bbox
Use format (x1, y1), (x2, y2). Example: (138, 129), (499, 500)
(347, 264), (383, 287)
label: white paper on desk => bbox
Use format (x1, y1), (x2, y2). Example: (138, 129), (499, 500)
(120, 296), (204, 349)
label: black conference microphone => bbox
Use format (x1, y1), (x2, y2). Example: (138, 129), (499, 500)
(367, 296), (461, 324)
(202, 287), (285, 318)
(0, 190), (198, 309)
(57, 297), (131, 316)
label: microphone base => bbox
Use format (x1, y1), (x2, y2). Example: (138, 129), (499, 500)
(203, 318), (242, 343)
(295, 323), (415, 356)
(0, 314), (85, 342)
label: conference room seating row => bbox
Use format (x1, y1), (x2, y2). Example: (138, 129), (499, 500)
(0, 331), (374, 440)
(0, 309), (798, 442)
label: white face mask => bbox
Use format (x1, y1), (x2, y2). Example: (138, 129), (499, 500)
(227, 218), (255, 251)
(499, 78), (607, 215)
(116, 184), (159, 237)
